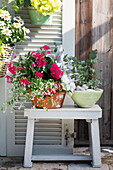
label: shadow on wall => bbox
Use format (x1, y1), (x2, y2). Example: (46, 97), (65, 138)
(75, 18), (113, 59)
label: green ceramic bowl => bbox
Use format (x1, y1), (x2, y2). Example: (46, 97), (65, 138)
(71, 89), (103, 107)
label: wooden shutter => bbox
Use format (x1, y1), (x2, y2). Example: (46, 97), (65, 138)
(14, 7), (63, 146)
(6, 0), (75, 156)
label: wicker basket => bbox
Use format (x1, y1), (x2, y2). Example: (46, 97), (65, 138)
(0, 46), (15, 78)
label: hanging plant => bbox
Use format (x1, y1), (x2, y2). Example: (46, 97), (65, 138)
(0, 9), (30, 77)
(5, 0), (62, 25)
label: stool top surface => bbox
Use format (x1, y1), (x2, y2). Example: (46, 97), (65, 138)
(24, 105), (102, 119)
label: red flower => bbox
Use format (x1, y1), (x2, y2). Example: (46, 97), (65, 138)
(36, 71), (43, 78)
(14, 56), (17, 58)
(17, 67), (20, 71)
(41, 52), (44, 55)
(20, 77), (30, 86)
(36, 58), (47, 67)
(21, 66), (25, 70)
(40, 45), (50, 50)
(31, 63), (36, 67)
(30, 51), (35, 56)
(50, 63), (64, 79)
(8, 62), (16, 74)
(6, 75), (13, 84)
(35, 52), (42, 60)
(47, 51), (50, 54)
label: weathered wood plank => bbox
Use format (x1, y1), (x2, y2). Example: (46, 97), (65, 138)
(75, 0), (92, 60)
(110, 2), (113, 140)
(75, 0), (92, 142)
(75, 0), (113, 144)
(92, 0), (112, 142)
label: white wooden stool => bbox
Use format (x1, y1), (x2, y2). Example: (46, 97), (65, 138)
(24, 105), (102, 168)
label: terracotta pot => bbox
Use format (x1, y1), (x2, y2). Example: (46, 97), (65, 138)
(31, 90), (66, 109)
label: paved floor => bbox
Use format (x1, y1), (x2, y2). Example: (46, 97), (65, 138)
(0, 147), (113, 170)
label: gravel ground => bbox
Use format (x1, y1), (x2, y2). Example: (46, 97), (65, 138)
(0, 147), (113, 170)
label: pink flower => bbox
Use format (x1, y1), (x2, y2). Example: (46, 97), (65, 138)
(6, 75), (13, 84)
(20, 77), (30, 86)
(8, 62), (16, 74)
(36, 58), (47, 67)
(36, 71), (43, 78)
(35, 52), (41, 60)
(41, 52), (44, 55)
(31, 63), (36, 67)
(30, 51), (35, 56)
(47, 51), (50, 54)
(40, 45), (50, 50)
(14, 56), (17, 58)
(56, 81), (63, 91)
(48, 87), (56, 94)
(21, 66), (25, 70)
(50, 63), (64, 79)
(17, 67), (20, 71)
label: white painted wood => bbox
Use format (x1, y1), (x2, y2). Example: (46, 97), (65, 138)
(24, 105), (102, 167)
(62, 119), (74, 148)
(0, 78), (6, 156)
(88, 120), (101, 168)
(24, 118), (34, 168)
(32, 155), (92, 161)
(62, 0), (75, 56)
(24, 105), (102, 120)
(7, 1), (75, 156)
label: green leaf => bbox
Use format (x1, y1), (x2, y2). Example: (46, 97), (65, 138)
(11, 100), (14, 104)
(49, 99), (51, 105)
(38, 95), (42, 98)
(40, 102), (43, 107)
(1, 105), (4, 111)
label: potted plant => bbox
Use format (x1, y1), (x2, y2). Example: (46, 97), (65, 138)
(2, 44), (66, 111)
(0, 9), (30, 78)
(63, 50), (103, 107)
(6, 0), (62, 25)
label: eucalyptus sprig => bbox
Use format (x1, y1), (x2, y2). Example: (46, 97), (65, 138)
(63, 50), (102, 89)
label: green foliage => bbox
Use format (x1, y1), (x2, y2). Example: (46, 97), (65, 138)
(2, 0), (31, 11)
(63, 50), (102, 89)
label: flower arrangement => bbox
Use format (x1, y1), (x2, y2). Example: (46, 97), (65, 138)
(3, 44), (65, 110)
(6, 0), (62, 16)
(0, 9), (30, 46)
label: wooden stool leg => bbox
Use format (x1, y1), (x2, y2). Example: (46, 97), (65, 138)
(88, 119), (101, 168)
(24, 118), (34, 167)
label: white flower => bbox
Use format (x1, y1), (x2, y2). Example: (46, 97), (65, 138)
(1, 14), (11, 21)
(13, 22), (21, 28)
(3, 10), (10, 16)
(0, 21), (5, 27)
(2, 10), (10, 16)
(70, 82), (76, 92)
(23, 27), (30, 34)
(62, 74), (70, 84)
(13, 16), (22, 22)
(2, 28), (12, 36)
